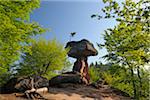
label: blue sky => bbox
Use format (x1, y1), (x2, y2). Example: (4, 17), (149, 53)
(30, 0), (117, 64)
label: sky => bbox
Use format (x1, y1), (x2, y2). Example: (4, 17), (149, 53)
(30, 0), (117, 64)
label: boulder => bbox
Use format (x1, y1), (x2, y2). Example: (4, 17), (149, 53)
(0, 77), (18, 93)
(49, 72), (83, 86)
(65, 39), (98, 58)
(1, 75), (49, 93)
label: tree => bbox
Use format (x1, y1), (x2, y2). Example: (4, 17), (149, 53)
(0, 0), (45, 84)
(102, 63), (134, 96)
(101, 63), (150, 99)
(16, 39), (70, 79)
(93, 0), (150, 99)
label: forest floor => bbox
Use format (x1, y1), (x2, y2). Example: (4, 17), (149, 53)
(0, 83), (132, 100)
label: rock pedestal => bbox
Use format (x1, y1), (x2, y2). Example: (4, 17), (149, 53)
(73, 57), (90, 83)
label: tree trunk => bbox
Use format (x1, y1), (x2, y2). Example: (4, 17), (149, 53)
(44, 62), (50, 75)
(126, 61), (137, 99)
(130, 67), (137, 99)
(137, 66), (142, 98)
(39, 62), (50, 75)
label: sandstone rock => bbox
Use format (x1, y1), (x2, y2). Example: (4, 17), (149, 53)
(65, 39), (98, 84)
(49, 72), (82, 86)
(0, 77), (18, 93)
(1, 75), (49, 93)
(65, 39), (98, 58)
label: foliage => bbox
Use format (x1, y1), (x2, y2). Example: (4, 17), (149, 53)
(139, 69), (150, 98)
(94, 0), (150, 99)
(0, 72), (12, 86)
(102, 64), (133, 96)
(102, 65), (150, 99)
(0, 0), (45, 84)
(16, 39), (70, 79)
(91, 62), (149, 99)
(89, 66), (101, 83)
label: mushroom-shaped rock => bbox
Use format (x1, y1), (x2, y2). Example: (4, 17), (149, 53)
(65, 39), (98, 84)
(65, 39), (98, 58)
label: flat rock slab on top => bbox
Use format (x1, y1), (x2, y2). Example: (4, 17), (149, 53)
(65, 39), (98, 58)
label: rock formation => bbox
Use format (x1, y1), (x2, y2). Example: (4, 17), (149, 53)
(65, 39), (98, 58)
(49, 72), (82, 86)
(49, 39), (98, 86)
(0, 39), (132, 100)
(66, 39), (98, 83)
(1, 75), (49, 93)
